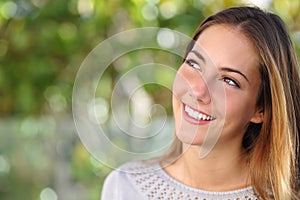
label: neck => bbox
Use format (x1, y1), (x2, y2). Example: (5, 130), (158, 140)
(164, 144), (250, 192)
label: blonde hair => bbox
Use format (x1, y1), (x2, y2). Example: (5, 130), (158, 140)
(164, 6), (300, 199)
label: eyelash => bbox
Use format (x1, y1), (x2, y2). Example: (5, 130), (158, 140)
(220, 76), (240, 88)
(185, 59), (202, 71)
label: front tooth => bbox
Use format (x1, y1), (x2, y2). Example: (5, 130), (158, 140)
(198, 113), (203, 120)
(187, 106), (192, 113)
(188, 110), (193, 117)
(192, 111), (198, 119)
(196, 113), (201, 120)
(195, 112), (201, 120)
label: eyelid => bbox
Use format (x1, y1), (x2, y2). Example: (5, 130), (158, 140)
(221, 76), (240, 88)
(185, 58), (202, 71)
(220, 67), (249, 83)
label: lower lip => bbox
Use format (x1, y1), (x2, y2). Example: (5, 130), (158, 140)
(182, 105), (213, 125)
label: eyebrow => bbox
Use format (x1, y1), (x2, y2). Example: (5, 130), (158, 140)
(189, 50), (206, 63)
(220, 67), (249, 82)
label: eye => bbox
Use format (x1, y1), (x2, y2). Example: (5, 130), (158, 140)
(221, 77), (240, 88)
(185, 59), (202, 71)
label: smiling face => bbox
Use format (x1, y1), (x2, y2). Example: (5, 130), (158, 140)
(172, 24), (263, 151)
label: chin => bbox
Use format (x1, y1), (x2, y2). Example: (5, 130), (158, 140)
(175, 131), (205, 146)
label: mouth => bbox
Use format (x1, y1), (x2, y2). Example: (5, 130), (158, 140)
(183, 104), (216, 122)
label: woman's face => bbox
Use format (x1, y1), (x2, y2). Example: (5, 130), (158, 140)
(172, 24), (263, 149)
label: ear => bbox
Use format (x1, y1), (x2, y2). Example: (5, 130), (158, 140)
(250, 108), (264, 124)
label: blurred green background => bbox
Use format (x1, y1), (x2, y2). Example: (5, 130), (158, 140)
(0, 0), (299, 199)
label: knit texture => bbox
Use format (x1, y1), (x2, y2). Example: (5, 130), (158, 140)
(101, 161), (259, 200)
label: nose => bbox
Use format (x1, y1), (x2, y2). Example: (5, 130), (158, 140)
(188, 71), (211, 105)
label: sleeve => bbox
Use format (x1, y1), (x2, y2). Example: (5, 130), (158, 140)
(101, 168), (146, 200)
(101, 170), (120, 200)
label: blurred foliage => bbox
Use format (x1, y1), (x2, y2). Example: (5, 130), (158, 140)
(0, 0), (299, 200)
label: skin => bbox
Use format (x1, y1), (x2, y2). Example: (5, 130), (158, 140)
(165, 24), (264, 191)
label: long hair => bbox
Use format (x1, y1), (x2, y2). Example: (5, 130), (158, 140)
(164, 6), (300, 199)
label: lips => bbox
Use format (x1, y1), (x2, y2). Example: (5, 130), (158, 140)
(183, 104), (215, 123)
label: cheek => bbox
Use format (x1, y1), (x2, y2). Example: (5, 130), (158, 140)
(173, 76), (183, 95)
(224, 91), (257, 124)
(172, 66), (191, 97)
(172, 72), (182, 117)
(172, 95), (179, 113)
(172, 95), (181, 127)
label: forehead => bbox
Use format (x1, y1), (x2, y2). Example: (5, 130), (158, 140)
(193, 24), (259, 72)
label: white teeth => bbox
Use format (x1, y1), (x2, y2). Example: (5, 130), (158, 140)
(184, 105), (214, 121)
(199, 113), (204, 120)
(192, 111), (198, 119)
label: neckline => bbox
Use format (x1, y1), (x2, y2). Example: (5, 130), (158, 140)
(156, 162), (254, 195)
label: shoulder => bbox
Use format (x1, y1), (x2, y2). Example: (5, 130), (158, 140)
(101, 160), (160, 200)
(104, 160), (159, 182)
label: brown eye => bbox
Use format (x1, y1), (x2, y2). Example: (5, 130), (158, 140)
(221, 77), (240, 88)
(185, 59), (202, 71)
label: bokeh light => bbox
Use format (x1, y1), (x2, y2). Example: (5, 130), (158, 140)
(0, 0), (299, 199)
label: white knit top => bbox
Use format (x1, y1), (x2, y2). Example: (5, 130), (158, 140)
(101, 161), (258, 200)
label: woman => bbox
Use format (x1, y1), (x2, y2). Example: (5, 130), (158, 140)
(101, 6), (300, 199)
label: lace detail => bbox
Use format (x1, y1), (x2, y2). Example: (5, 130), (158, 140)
(121, 161), (258, 200)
